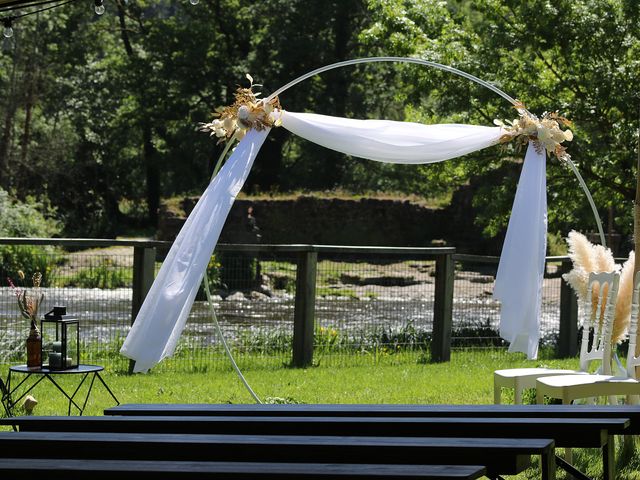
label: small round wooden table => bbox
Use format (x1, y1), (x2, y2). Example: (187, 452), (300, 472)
(3, 364), (119, 416)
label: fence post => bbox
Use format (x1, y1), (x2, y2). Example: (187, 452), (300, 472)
(129, 246), (156, 373)
(292, 249), (317, 367)
(432, 252), (454, 362)
(558, 259), (579, 358)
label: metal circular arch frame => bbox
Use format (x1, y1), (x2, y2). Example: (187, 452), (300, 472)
(267, 56), (606, 246)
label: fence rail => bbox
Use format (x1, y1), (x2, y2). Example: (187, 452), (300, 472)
(0, 238), (579, 370)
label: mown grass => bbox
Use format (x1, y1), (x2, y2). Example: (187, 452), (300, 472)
(2, 350), (639, 479)
(2, 349), (577, 413)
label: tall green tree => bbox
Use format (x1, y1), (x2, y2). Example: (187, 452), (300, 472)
(358, 0), (640, 249)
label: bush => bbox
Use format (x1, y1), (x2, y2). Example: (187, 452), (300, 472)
(62, 259), (132, 288)
(0, 189), (61, 286)
(219, 253), (260, 291)
(0, 245), (57, 287)
(0, 189), (59, 238)
(196, 255), (223, 300)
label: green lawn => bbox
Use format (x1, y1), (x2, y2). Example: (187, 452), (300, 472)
(2, 351), (639, 479)
(1, 349), (579, 414)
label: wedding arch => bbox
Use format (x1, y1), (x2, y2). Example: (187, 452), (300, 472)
(120, 56), (605, 375)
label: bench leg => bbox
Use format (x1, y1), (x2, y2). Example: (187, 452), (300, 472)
(541, 451), (556, 480)
(555, 456), (593, 480)
(603, 434), (615, 480)
(493, 384), (501, 404)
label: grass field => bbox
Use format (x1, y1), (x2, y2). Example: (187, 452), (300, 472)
(2, 350), (639, 479)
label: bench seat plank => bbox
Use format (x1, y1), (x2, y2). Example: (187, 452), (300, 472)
(104, 403), (640, 434)
(0, 431), (549, 477)
(0, 415), (628, 449)
(0, 459), (487, 480)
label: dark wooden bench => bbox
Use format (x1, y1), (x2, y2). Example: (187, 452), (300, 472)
(0, 430), (555, 479)
(0, 458), (487, 480)
(103, 403), (640, 480)
(103, 403), (640, 433)
(1, 414), (627, 449)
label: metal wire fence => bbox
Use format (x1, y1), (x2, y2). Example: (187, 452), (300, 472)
(0, 240), (574, 372)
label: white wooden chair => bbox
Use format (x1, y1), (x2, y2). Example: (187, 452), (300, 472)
(537, 271), (639, 405)
(494, 271), (620, 404)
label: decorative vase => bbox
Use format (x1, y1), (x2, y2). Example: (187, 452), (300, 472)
(26, 320), (42, 370)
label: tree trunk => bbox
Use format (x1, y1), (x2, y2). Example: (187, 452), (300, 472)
(116, 3), (159, 227)
(0, 40), (20, 189)
(20, 98), (33, 166)
(635, 110), (640, 362)
(20, 37), (37, 167)
(0, 104), (16, 188)
(143, 125), (159, 226)
(635, 104), (640, 278)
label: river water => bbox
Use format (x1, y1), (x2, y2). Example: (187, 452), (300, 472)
(0, 281), (562, 356)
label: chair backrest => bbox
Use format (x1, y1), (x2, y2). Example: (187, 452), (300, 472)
(625, 271), (640, 379)
(579, 271), (620, 374)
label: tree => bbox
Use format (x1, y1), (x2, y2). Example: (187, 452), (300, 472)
(358, 0), (640, 250)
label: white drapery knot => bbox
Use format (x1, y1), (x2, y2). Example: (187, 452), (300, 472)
(495, 101), (573, 163)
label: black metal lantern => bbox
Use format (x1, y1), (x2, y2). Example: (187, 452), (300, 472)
(41, 306), (79, 370)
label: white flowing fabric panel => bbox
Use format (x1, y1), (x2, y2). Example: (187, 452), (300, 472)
(278, 111), (503, 163)
(494, 143), (547, 359)
(120, 129), (270, 372)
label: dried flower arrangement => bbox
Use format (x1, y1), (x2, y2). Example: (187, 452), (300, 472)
(563, 231), (635, 343)
(200, 74), (281, 143)
(495, 100), (573, 163)
(7, 271), (44, 329)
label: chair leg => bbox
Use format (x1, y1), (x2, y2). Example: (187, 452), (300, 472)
(514, 384), (523, 404)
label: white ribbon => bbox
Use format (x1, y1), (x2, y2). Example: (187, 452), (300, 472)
(494, 143), (547, 359)
(121, 129), (270, 372)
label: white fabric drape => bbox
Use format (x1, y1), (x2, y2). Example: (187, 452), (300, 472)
(121, 110), (547, 371)
(494, 143), (547, 359)
(121, 129), (270, 372)
(278, 111), (503, 164)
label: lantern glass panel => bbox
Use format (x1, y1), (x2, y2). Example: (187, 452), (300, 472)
(41, 306), (79, 370)
(65, 321), (79, 369)
(41, 319), (62, 369)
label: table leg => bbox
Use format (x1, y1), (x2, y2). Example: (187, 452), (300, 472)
(5, 373), (48, 414)
(43, 374), (86, 415)
(0, 376), (13, 421)
(78, 373), (99, 415)
(5, 366), (119, 417)
(94, 372), (120, 405)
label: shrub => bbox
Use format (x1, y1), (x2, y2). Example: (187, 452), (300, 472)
(0, 245), (57, 287)
(196, 255), (223, 300)
(0, 189), (59, 238)
(0, 189), (61, 286)
(62, 259), (132, 288)
(219, 253), (260, 290)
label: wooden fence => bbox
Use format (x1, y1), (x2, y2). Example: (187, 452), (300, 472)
(0, 238), (579, 368)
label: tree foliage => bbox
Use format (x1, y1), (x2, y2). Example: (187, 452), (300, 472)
(0, 0), (637, 248)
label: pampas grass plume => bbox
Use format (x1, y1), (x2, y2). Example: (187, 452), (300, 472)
(562, 230), (631, 343)
(612, 251), (635, 344)
(563, 231), (596, 299)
